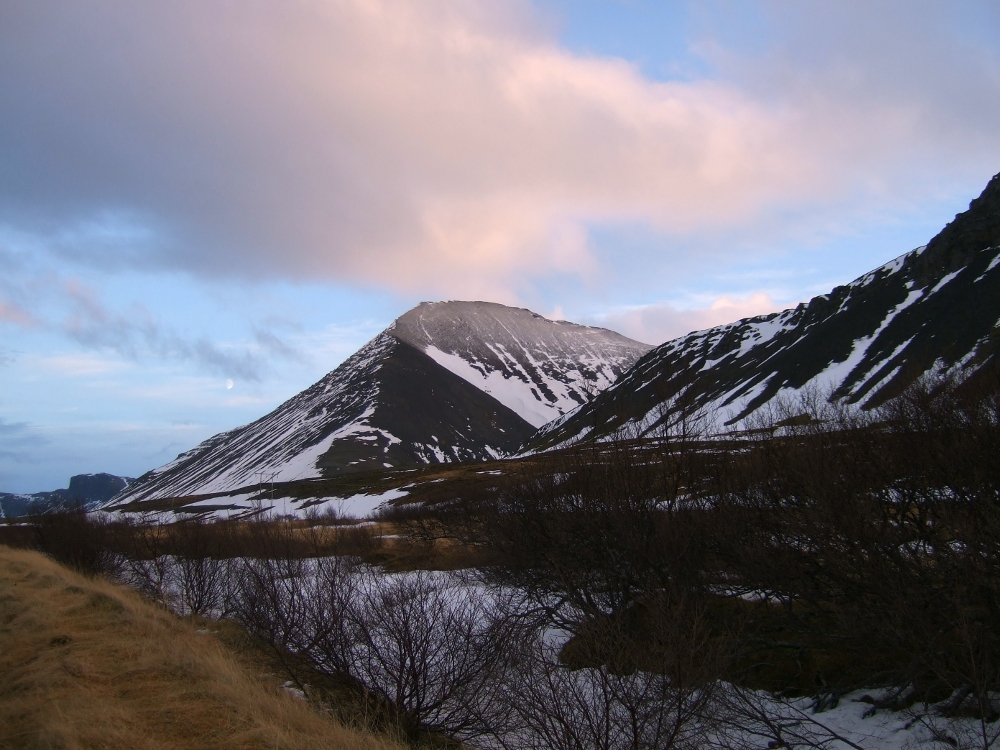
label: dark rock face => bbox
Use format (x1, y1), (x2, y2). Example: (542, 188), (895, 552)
(0, 473), (132, 518)
(112, 302), (648, 503)
(530, 172), (1000, 451)
(65, 474), (129, 505)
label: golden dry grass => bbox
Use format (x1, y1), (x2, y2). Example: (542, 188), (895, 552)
(0, 545), (407, 750)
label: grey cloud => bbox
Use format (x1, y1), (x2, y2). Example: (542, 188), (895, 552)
(698, 1), (1000, 168)
(0, 419), (30, 436)
(253, 328), (308, 365)
(0, 418), (48, 463)
(0, 244), (52, 328)
(59, 282), (304, 382)
(1, 232), (307, 379)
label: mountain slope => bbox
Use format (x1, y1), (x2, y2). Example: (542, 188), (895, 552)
(530, 172), (1000, 450)
(114, 302), (649, 503)
(390, 301), (652, 427)
(0, 547), (408, 750)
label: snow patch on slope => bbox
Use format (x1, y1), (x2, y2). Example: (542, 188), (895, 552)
(391, 301), (651, 427)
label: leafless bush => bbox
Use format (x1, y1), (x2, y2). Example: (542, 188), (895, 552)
(710, 684), (871, 750)
(341, 571), (522, 741)
(228, 521), (321, 687)
(112, 514), (173, 601)
(488, 586), (729, 750)
(170, 516), (232, 616)
(709, 371), (1000, 737)
(499, 646), (708, 750)
(31, 510), (121, 577)
(478, 425), (717, 633)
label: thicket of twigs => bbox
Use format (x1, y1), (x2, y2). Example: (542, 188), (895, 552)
(6, 367), (1000, 749)
(389, 368), (1000, 749)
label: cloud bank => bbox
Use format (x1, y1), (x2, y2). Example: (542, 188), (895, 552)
(2, 0), (997, 303)
(598, 293), (784, 346)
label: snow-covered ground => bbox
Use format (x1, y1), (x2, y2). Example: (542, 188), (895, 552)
(139, 554), (991, 750)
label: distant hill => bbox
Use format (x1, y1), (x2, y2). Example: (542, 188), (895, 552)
(0, 473), (133, 518)
(529, 171), (1000, 451)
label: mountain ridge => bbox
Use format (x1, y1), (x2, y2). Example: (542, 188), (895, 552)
(529, 172), (1000, 451)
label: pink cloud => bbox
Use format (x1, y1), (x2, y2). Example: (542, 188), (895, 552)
(1, 1), (998, 301)
(599, 293), (785, 345)
(0, 301), (39, 328)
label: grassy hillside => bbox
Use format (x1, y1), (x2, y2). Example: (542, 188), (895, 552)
(0, 545), (406, 750)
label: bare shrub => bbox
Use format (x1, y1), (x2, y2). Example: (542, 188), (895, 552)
(478, 417), (717, 633)
(229, 521), (320, 689)
(709, 370), (1000, 742)
(501, 648), (708, 750)
(343, 571), (521, 741)
(491, 587), (728, 750)
(170, 516), (232, 617)
(111, 514), (173, 601)
(31, 510), (121, 577)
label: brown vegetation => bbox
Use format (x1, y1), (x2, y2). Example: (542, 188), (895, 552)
(0, 545), (406, 750)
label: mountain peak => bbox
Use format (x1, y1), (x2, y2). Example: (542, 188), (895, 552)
(389, 300), (652, 427)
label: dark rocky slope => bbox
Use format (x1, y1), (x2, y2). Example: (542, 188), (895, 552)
(530, 172), (1000, 450)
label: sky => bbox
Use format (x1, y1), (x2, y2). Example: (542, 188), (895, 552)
(2, 0), (999, 493)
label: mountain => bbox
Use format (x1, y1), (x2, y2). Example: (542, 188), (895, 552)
(114, 302), (650, 503)
(0, 473), (133, 518)
(530, 172), (1000, 451)
(391, 301), (652, 427)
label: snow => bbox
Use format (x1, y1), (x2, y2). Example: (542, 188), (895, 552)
(265, 408), (378, 484)
(320, 487), (409, 518)
(737, 314), (790, 356)
(811, 289), (923, 391)
(975, 247), (1000, 282)
(139, 484), (412, 521)
(849, 247), (921, 289)
(928, 269), (962, 295)
(702, 373), (776, 426)
(424, 346), (561, 427)
(849, 337), (914, 400)
(712, 687), (982, 750)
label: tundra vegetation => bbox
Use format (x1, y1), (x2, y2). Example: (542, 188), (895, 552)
(2, 369), (999, 750)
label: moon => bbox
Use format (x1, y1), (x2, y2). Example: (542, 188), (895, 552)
(226, 379), (234, 390)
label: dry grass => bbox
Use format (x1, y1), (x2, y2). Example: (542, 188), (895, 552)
(0, 545), (408, 750)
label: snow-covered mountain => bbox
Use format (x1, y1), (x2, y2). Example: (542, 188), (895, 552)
(391, 301), (651, 427)
(114, 302), (650, 503)
(530, 171), (1000, 451)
